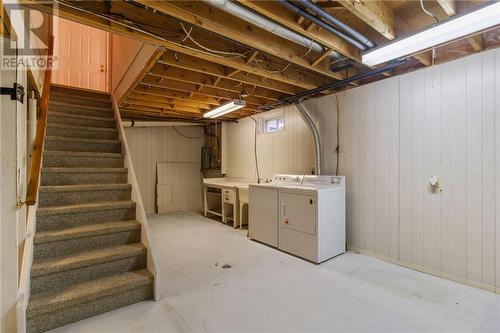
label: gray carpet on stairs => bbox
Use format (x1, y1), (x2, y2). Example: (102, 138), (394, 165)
(27, 85), (153, 333)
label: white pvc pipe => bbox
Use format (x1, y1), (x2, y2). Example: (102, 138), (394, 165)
(202, 0), (339, 58)
(122, 120), (204, 127)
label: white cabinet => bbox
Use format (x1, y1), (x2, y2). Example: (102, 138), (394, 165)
(249, 187), (278, 247)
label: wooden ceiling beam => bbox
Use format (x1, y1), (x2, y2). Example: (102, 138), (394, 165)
(136, 0), (345, 80)
(311, 48), (333, 67)
(246, 51), (259, 64)
(337, 0), (396, 40)
(414, 52), (433, 66)
(436, 0), (456, 16)
(132, 86), (220, 105)
(226, 69), (240, 78)
(120, 110), (202, 122)
(236, 0), (361, 62)
(121, 99), (261, 120)
(123, 99), (203, 115)
(468, 34), (483, 52)
(128, 93), (212, 109)
(148, 64), (283, 101)
(159, 50), (301, 95)
(394, 16), (434, 67)
(23, 1), (325, 90)
(140, 76), (270, 106)
(120, 105), (250, 121)
(213, 77), (222, 87)
(121, 105), (202, 118)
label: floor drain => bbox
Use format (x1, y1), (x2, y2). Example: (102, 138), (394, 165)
(214, 262), (232, 269)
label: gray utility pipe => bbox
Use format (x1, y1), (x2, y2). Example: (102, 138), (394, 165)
(295, 102), (322, 175)
(202, 0), (341, 59)
(296, 0), (375, 49)
(279, 0), (368, 51)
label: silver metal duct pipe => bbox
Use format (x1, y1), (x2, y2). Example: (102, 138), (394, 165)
(295, 102), (322, 175)
(279, 0), (367, 50)
(202, 0), (340, 58)
(297, 0), (375, 49)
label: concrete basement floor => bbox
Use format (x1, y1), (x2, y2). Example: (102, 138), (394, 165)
(50, 211), (500, 333)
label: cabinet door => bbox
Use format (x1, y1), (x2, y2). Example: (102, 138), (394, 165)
(249, 187), (278, 247)
(280, 192), (316, 235)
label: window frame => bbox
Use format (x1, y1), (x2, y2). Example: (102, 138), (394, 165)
(261, 111), (285, 134)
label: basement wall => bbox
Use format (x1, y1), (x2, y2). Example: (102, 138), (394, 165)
(224, 47), (500, 293)
(223, 104), (316, 181)
(0, 37), (29, 333)
(125, 126), (204, 214)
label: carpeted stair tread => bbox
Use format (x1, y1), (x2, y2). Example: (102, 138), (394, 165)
(50, 94), (111, 105)
(31, 243), (146, 277)
(49, 93), (112, 106)
(50, 85), (111, 100)
(34, 220), (140, 244)
(43, 151), (124, 168)
(28, 85), (153, 332)
(27, 269), (153, 318)
(47, 123), (117, 133)
(49, 100), (113, 111)
(48, 111), (115, 123)
(40, 183), (130, 193)
(37, 200), (135, 216)
(42, 167), (127, 173)
(43, 150), (123, 158)
(45, 135), (120, 145)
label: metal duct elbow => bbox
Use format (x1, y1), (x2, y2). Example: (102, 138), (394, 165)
(295, 102), (322, 175)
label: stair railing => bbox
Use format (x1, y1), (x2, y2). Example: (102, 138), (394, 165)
(25, 35), (54, 205)
(17, 36), (54, 333)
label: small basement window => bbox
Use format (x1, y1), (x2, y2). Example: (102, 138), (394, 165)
(264, 115), (284, 133)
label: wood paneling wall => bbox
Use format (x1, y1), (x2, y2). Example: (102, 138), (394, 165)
(224, 105), (315, 181)
(125, 126), (204, 214)
(224, 48), (500, 292)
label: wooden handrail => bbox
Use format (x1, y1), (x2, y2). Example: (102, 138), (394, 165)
(25, 35), (54, 206)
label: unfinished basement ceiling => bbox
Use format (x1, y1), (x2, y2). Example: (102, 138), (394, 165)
(26, 0), (500, 121)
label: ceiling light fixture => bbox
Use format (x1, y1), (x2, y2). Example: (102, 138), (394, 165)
(240, 90), (249, 98)
(362, 2), (500, 67)
(203, 99), (246, 118)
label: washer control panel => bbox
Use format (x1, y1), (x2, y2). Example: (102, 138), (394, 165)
(271, 174), (345, 186)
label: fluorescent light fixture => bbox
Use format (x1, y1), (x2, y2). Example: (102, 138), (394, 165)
(362, 2), (500, 66)
(203, 99), (246, 118)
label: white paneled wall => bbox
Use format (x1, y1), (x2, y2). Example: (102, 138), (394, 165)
(224, 48), (500, 292)
(125, 126), (204, 214)
(224, 104), (315, 180)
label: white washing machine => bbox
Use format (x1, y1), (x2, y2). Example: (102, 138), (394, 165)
(249, 175), (346, 263)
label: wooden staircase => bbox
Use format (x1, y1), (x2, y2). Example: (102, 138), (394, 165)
(26, 85), (154, 333)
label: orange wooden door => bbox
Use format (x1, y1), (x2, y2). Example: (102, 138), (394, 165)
(52, 18), (109, 92)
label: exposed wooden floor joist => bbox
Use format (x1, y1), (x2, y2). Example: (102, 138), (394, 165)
(21, 0), (500, 121)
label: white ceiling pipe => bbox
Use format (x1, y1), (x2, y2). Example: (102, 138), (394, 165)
(202, 0), (340, 58)
(122, 121), (205, 127)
